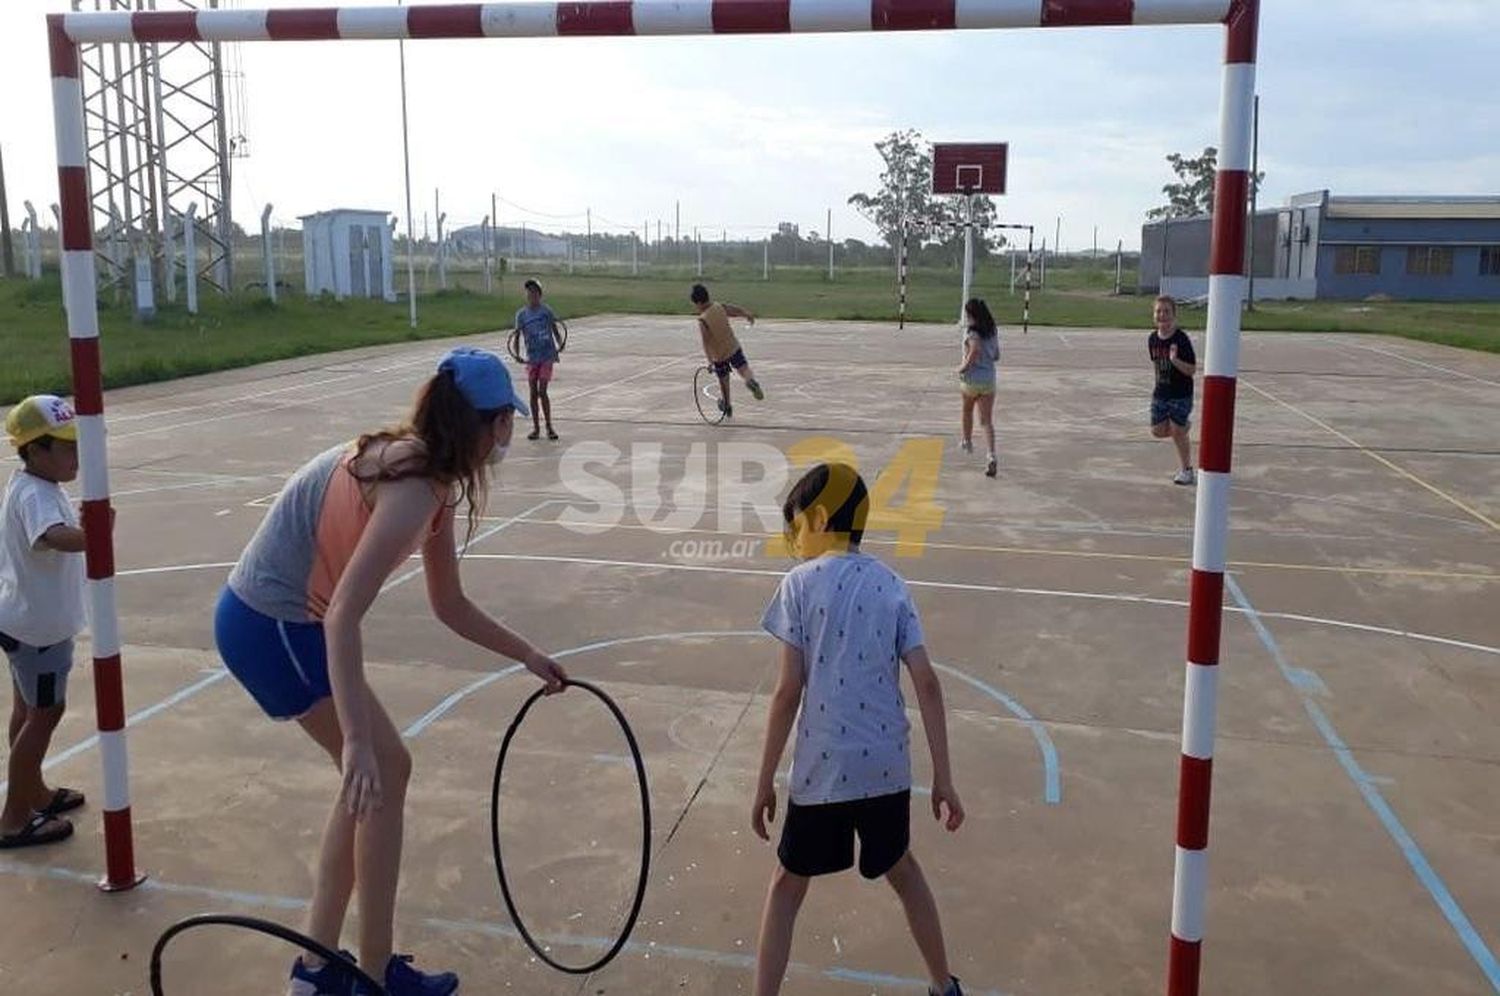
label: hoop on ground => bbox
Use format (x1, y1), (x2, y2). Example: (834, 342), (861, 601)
(490, 678), (651, 976)
(693, 364), (727, 426)
(150, 914), (387, 996)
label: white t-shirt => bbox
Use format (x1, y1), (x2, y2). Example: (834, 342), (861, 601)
(761, 551), (926, 806)
(0, 469), (86, 647)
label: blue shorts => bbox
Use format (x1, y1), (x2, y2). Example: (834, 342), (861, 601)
(0, 631), (74, 709)
(710, 348), (749, 379)
(1150, 395), (1193, 428)
(214, 586), (331, 720)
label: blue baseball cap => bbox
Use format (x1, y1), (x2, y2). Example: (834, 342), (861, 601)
(437, 347), (529, 417)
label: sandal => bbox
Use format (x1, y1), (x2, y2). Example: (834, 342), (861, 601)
(526, 428), (541, 441)
(42, 787), (86, 817)
(546, 428), (559, 441)
(0, 811), (74, 850)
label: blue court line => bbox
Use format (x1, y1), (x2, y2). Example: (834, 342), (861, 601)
(934, 663), (1061, 806)
(1226, 575), (1500, 992)
(0, 669), (231, 796)
(0, 860), (1008, 994)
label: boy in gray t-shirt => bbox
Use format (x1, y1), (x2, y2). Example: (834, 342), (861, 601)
(752, 462), (966, 996)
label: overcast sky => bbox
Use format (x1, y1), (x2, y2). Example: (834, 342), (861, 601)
(1, 0), (1494, 251)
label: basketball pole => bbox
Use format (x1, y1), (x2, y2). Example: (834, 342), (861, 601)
(959, 191), (974, 326)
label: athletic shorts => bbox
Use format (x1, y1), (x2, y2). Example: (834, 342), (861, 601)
(710, 349), (749, 379)
(1150, 395), (1193, 428)
(527, 361), (555, 384)
(778, 789), (910, 879)
(0, 631), (74, 709)
(214, 586), (331, 720)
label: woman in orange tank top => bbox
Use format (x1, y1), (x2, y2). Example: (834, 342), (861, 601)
(215, 347), (564, 996)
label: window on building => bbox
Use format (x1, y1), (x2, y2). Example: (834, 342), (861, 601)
(1334, 246), (1380, 275)
(1406, 246), (1454, 277)
(1481, 246), (1500, 277)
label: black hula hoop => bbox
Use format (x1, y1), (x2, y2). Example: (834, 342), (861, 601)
(150, 914), (388, 996)
(507, 320), (567, 364)
(693, 364), (727, 426)
(490, 678), (651, 975)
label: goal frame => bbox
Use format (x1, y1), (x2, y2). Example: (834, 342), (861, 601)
(46, 4), (1258, 993)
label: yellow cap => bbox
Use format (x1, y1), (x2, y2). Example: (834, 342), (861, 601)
(6, 395), (78, 449)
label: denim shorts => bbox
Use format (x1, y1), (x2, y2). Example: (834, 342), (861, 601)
(214, 586), (331, 720)
(0, 631), (74, 708)
(1150, 395), (1193, 427)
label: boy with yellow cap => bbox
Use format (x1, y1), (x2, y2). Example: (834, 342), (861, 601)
(0, 395), (90, 849)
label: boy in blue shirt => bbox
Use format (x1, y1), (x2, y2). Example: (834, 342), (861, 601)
(752, 462), (965, 996)
(514, 278), (562, 440)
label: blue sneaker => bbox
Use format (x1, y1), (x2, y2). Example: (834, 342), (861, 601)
(288, 950), (358, 996)
(354, 954), (459, 996)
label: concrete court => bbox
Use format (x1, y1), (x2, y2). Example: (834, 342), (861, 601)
(0, 313), (1496, 996)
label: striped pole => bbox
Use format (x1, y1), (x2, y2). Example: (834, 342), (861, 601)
(897, 220), (908, 330)
(55, 3), (1232, 44)
(1023, 227), (1033, 335)
(48, 14), (144, 893)
(1167, 2), (1259, 993)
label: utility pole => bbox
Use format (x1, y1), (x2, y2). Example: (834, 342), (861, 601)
(0, 143), (13, 277)
(827, 207), (834, 280)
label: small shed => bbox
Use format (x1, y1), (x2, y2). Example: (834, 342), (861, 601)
(301, 209), (396, 301)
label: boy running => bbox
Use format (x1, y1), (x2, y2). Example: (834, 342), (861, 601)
(1147, 295), (1198, 486)
(515, 278), (562, 441)
(0, 396), (92, 850)
(752, 462), (965, 996)
(691, 283), (764, 419)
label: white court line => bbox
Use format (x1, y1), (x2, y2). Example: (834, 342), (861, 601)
(0, 670), (231, 795)
(111, 364), (439, 441)
(106, 352), (442, 424)
(381, 499), (554, 593)
(457, 553), (1500, 659)
(1347, 342), (1500, 389)
(104, 557), (1500, 659)
(111, 475), (280, 499)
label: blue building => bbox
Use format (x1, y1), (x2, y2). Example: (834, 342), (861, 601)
(1140, 191), (1500, 301)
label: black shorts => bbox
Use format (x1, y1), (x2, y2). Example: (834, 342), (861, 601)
(710, 348), (748, 378)
(778, 789), (910, 879)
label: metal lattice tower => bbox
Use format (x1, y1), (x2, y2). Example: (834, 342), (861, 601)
(73, 0), (242, 297)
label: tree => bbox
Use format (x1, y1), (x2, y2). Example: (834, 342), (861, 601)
(848, 129), (1004, 256)
(1147, 146), (1264, 220)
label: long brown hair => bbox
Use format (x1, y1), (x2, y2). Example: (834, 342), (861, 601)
(349, 369), (505, 544)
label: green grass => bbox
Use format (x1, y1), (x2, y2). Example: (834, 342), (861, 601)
(3, 262), (1498, 404)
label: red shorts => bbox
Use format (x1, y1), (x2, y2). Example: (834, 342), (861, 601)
(526, 361), (554, 384)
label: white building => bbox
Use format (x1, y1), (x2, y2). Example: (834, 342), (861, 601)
(301, 209), (396, 301)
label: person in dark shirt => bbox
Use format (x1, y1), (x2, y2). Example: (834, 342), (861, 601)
(1147, 295), (1198, 486)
